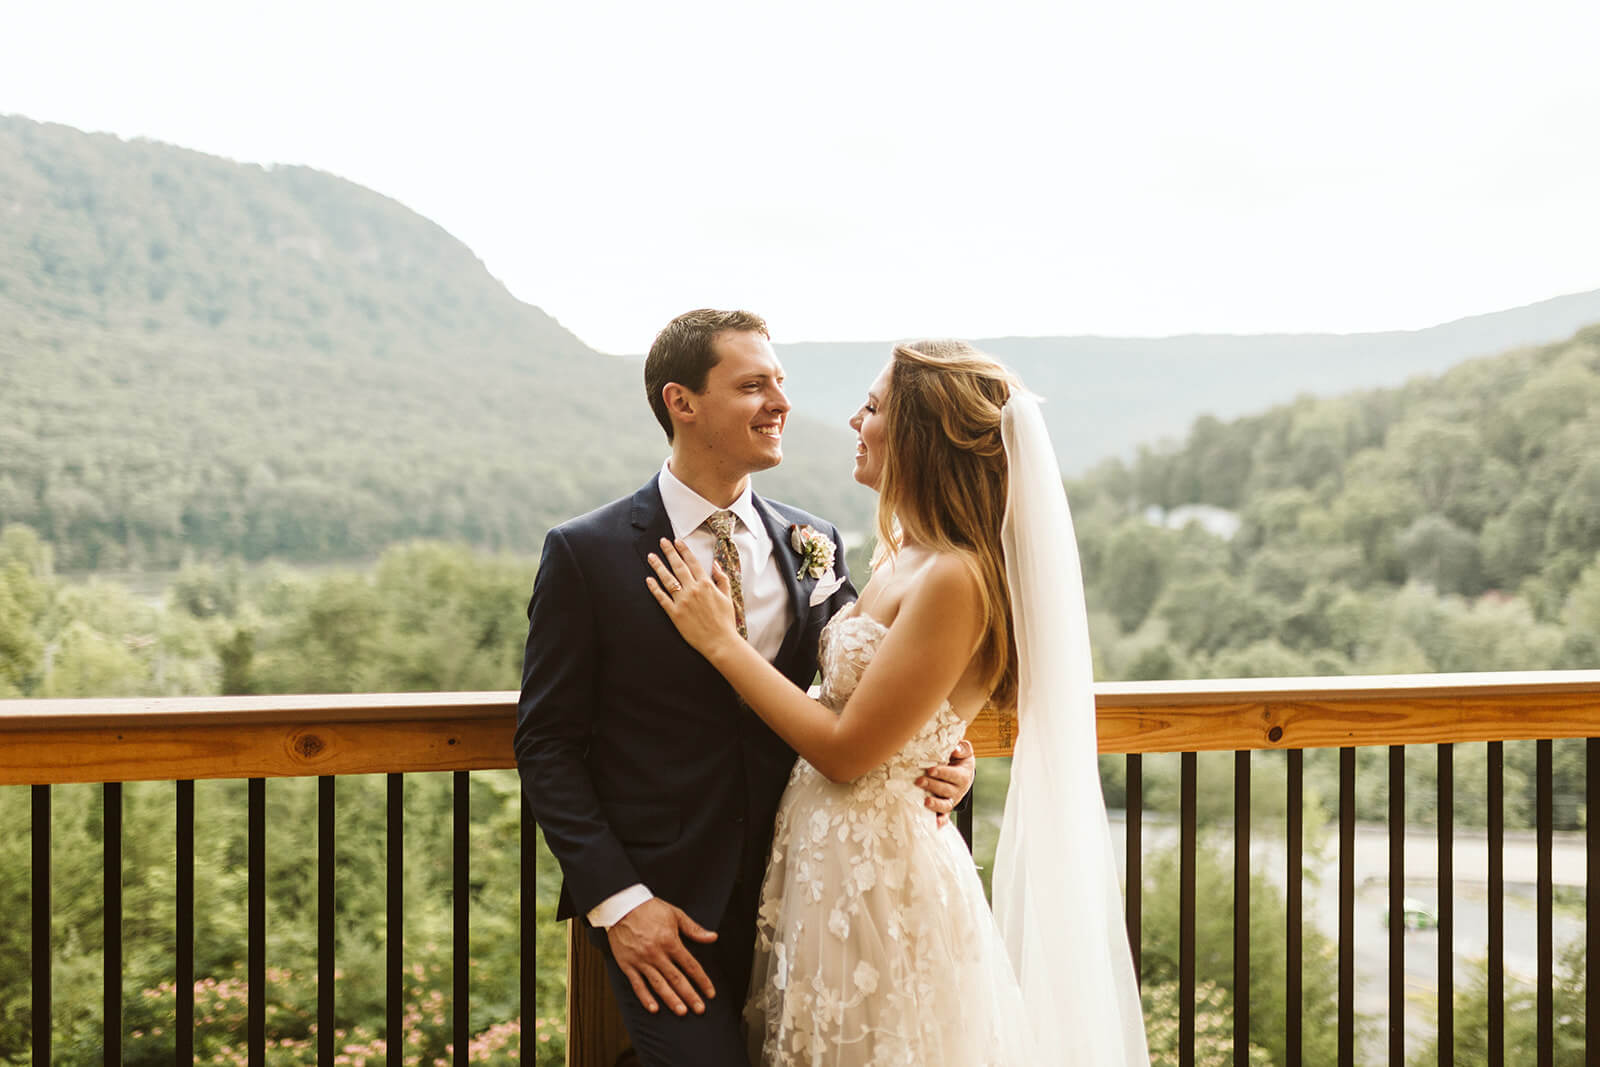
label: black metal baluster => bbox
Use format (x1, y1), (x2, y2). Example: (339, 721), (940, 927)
(177, 780), (194, 1067)
(1438, 744), (1453, 1067)
(1389, 746), (1404, 1065)
(32, 784), (51, 1065)
(454, 771), (469, 1066)
(1181, 751), (1197, 1067)
(521, 802), (537, 1062)
(1235, 750), (1250, 1067)
(1537, 739), (1553, 1067)
(1127, 752), (1142, 985)
(1488, 741), (1503, 1067)
(105, 781), (122, 1063)
(1589, 738), (1598, 1067)
(388, 773), (404, 1060)
(1287, 750), (1303, 1067)
(319, 775), (334, 1067)
(248, 778), (265, 1065)
(1339, 747), (1354, 1067)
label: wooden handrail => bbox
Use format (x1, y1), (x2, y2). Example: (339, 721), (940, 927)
(0, 692), (518, 786)
(5, 670), (1600, 786)
(971, 669), (1600, 758)
(0, 691), (517, 729)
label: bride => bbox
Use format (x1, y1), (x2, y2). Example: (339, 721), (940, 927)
(647, 340), (1148, 1065)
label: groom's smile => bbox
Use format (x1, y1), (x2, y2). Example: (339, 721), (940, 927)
(680, 328), (790, 483)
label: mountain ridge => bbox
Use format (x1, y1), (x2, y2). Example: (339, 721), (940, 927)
(0, 113), (870, 569)
(766, 287), (1600, 473)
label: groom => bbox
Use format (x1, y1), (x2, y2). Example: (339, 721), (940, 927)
(515, 309), (974, 1065)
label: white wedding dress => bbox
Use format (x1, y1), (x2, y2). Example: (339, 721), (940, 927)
(744, 610), (1036, 1066)
(745, 392), (1148, 1066)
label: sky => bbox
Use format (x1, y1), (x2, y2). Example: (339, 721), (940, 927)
(4, 0), (1599, 354)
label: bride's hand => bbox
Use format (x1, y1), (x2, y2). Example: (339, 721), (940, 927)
(646, 537), (741, 658)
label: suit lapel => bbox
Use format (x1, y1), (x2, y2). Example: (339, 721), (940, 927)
(630, 475), (675, 571)
(753, 494), (814, 663)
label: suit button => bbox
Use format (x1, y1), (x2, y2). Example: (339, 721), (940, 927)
(733, 814), (745, 824)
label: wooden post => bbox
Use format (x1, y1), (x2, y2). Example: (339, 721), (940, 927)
(566, 921), (633, 1067)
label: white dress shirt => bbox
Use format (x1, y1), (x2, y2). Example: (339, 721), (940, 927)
(586, 461), (793, 929)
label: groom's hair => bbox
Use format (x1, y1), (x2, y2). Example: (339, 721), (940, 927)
(645, 308), (770, 441)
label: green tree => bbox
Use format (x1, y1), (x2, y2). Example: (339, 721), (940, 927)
(0, 529), (52, 682)
(1157, 575), (1278, 657)
(38, 620), (147, 697)
(1211, 639), (1315, 680)
(1501, 353), (1600, 461)
(1139, 843), (1347, 1066)
(1480, 493), (1548, 589)
(1409, 942), (1586, 1066)
(1557, 553), (1600, 669)
(1546, 456), (1600, 560)
(1397, 514), (1484, 596)
(1101, 523), (1170, 632)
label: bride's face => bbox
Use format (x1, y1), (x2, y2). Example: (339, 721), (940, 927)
(849, 361), (893, 491)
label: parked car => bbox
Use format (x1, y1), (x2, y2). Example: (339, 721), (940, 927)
(1383, 897), (1439, 931)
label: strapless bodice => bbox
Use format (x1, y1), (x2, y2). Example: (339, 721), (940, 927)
(815, 611), (972, 782)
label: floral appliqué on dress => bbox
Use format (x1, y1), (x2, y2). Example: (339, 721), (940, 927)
(744, 613), (1034, 1066)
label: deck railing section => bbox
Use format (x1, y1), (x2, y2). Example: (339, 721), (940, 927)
(3, 693), (516, 1065)
(5, 671), (1600, 1066)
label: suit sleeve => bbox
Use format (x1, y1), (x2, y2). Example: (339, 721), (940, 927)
(514, 526), (641, 916)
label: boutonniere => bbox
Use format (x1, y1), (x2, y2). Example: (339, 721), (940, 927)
(788, 524), (836, 581)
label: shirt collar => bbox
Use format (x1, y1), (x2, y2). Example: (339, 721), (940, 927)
(658, 460), (768, 546)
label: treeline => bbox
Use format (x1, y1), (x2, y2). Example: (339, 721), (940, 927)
(0, 527), (535, 701)
(1073, 323), (1600, 671)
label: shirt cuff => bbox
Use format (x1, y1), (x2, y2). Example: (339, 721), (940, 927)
(587, 884), (654, 929)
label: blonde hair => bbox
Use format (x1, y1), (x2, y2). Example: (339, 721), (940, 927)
(874, 340), (1020, 711)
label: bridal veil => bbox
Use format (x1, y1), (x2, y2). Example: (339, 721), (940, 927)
(992, 391), (1150, 1064)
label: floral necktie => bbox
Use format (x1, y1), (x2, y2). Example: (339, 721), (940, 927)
(704, 510), (747, 639)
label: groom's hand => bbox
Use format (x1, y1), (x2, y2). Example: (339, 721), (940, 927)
(918, 739), (976, 828)
(607, 898), (718, 1016)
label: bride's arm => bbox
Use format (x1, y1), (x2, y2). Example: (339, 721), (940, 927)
(647, 537), (982, 783)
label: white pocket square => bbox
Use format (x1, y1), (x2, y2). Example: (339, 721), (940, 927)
(808, 571), (848, 607)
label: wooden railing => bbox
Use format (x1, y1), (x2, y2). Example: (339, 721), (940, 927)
(5, 669), (1600, 1066)
(9, 670), (1600, 786)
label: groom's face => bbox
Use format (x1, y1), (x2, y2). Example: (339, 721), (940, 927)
(683, 329), (789, 476)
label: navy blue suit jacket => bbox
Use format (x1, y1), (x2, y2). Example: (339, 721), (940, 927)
(515, 475), (855, 931)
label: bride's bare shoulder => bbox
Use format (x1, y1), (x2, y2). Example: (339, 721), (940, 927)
(878, 551), (980, 634)
(910, 551), (981, 610)
(855, 548), (978, 627)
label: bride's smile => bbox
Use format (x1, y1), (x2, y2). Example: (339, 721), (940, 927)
(848, 361), (891, 490)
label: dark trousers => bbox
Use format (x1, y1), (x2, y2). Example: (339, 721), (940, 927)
(596, 876), (760, 1067)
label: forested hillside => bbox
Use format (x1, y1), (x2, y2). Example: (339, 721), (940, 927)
(1071, 322), (1600, 682)
(0, 115), (870, 570)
